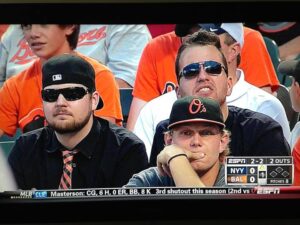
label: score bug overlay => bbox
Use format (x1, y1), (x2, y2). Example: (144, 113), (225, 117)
(225, 156), (293, 186)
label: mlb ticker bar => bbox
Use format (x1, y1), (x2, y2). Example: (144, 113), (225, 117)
(1, 186), (300, 200)
(225, 156), (294, 185)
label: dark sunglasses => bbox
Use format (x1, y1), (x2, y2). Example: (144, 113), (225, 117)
(41, 87), (91, 102)
(179, 61), (227, 79)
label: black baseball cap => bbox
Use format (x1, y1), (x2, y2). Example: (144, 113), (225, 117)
(42, 54), (103, 109)
(175, 24), (225, 37)
(278, 59), (300, 83)
(199, 23), (244, 47)
(168, 96), (225, 129)
(175, 24), (201, 37)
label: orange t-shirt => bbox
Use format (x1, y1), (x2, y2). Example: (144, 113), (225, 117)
(0, 52), (122, 136)
(240, 27), (280, 92)
(133, 31), (181, 102)
(147, 24), (176, 38)
(292, 138), (300, 186)
(133, 28), (280, 103)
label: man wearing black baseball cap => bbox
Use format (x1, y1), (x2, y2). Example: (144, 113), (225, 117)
(8, 54), (148, 190)
(278, 59), (300, 113)
(278, 59), (300, 186)
(125, 96), (230, 187)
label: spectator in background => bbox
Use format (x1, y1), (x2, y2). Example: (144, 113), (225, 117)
(77, 25), (151, 88)
(278, 59), (300, 185)
(148, 30), (290, 165)
(239, 26), (279, 93)
(0, 24), (122, 139)
(125, 96), (229, 187)
(0, 24), (151, 88)
(246, 22), (300, 61)
(8, 54), (148, 190)
(202, 23), (290, 141)
(127, 23), (279, 131)
(134, 24), (289, 157)
(0, 25), (36, 86)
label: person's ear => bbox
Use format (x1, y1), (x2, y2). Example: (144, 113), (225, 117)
(219, 130), (230, 154)
(226, 74), (233, 96)
(227, 43), (241, 64)
(65, 25), (76, 36)
(176, 86), (183, 98)
(164, 132), (173, 146)
(294, 80), (300, 97)
(91, 91), (100, 110)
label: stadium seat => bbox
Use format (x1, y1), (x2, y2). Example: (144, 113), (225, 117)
(276, 84), (299, 130)
(263, 36), (292, 87)
(0, 129), (21, 157)
(0, 141), (15, 157)
(119, 88), (133, 127)
(0, 128), (22, 142)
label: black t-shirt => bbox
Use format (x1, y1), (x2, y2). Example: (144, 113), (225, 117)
(8, 117), (149, 190)
(150, 106), (291, 167)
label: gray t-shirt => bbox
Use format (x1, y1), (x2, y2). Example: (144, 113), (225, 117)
(125, 164), (226, 187)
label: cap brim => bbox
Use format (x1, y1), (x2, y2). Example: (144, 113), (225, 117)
(278, 59), (300, 77)
(96, 97), (103, 110)
(199, 23), (226, 35)
(168, 119), (225, 129)
(175, 24), (200, 37)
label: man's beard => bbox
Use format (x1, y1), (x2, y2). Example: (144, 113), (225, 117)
(47, 110), (92, 134)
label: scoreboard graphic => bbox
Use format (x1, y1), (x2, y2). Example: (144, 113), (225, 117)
(225, 157), (293, 185)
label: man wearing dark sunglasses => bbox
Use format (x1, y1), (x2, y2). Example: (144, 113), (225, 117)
(149, 29), (290, 166)
(8, 54), (148, 190)
(127, 22), (279, 134)
(200, 23), (290, 143)
(134, 24), (290, 159)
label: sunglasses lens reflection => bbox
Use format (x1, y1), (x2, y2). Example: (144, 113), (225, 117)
(181, 61), (223, 79)
(42, 87), (89, 102)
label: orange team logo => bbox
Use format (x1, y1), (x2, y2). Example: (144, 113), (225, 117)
(77, 26), (107, 47)
(10, 39), (37, 65)
(189, 99), (206, 114)
(162, 82), (177, 94)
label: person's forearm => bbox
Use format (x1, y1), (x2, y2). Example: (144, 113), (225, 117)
(279, 36), (300, 60)
(169, 155), (205, 187)
(116, 78), (132, 89)
(126, 98), (147, 131)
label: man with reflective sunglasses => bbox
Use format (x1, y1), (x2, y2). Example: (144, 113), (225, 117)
(125, 96), (230, 187)
(8, 54), (148, 190)
(200, 23), (290, 142)
(147, 30), (290, 166)
(134, 24), (290, 159)
(127, 23), (279, 133)
(0, 24), (123, 139)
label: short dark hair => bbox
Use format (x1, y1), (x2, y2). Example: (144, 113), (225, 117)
(175, 29), (228, 83)
(21, 24), (80, 50)
(60, 25), (80, 50)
